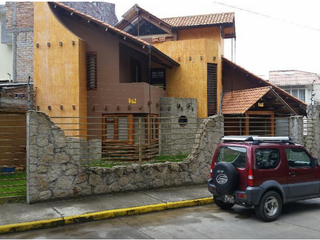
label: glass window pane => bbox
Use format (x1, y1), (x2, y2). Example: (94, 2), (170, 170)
(292, 89), (298, 98)
(118, 117), (128, 140)
(255, 148), (280, 169)
(299, 89), (305, 102)
(285, 148), (311, 167)
(105, 117), (114, 139)
(216, 146), (247, 168)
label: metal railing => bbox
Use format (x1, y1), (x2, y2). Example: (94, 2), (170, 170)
(0, 113), (27, 202)
(51, 116), (203, 167)
(224, 116), (290, 137)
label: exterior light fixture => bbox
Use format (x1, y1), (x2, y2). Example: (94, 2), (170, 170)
(105, 27), (108, 31)
(189, 56), (192, 61)
(71, 40), (75, 45)
(36, 43), (39, 48)
(60, 105), (63, 110)
(47, 42), (50, 47)
(104, 106), (107, 111)
(178, 57), (180, 61)
(117, 106), (120, 110)
(72, 104), (76, 110)
(48, 106), (51, 110)
(200, 56), (203, 60)
(59, 41), (63, 46)
(37, 106), (40, 111)
(128, 105), (131, 110)
(213, 56), (216, 61)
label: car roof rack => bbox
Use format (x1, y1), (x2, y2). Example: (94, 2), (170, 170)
(221, 136), (295, 145)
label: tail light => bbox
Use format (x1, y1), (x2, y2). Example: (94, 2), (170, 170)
(210, 161), (216, 179)
(248, 168), (254, 186)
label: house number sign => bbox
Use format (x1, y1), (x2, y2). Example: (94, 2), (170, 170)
(128, 98), (137, 104)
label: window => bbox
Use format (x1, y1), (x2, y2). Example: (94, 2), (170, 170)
(86, 52), (97, 90)
(255, 148), (280, 169)
(207, 63), (217, 116)
(216, 146), (247, 168)
(130, 58), (142, 82)
(285, 148), (312, 168)
(151, 68), (166, 89)
(282, 87), (306, 102)
(103, 114), (158, 143)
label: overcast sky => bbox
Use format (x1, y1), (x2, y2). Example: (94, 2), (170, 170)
(1, 0), (319, 79)
(112, 0), (320, 79)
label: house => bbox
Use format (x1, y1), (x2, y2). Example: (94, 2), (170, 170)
(33, 2), (307, 148)
(268, 70), (320, 105)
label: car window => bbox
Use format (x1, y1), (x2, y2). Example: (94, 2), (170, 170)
(255, 148), (280, 169)
(216, 146), (247, 168)
(285, 148), (312, 168)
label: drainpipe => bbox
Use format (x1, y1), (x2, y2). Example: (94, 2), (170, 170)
(148, 46), (152, 115)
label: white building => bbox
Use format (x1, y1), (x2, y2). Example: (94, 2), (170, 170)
(269, 70), (320, 105)
(0, 5), (13, 82)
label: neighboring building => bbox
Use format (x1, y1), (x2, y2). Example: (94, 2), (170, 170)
(268, 70), (320, 105)
(0, 4), (13, 82)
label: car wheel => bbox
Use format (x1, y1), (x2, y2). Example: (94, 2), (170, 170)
(214, 195), (234, 210)
(255, 191), (282, 222)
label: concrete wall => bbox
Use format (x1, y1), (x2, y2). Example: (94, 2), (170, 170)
(304, 103), (320, 160)
(26, 111), (223, 203)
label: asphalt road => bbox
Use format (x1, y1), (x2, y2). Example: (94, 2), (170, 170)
(3, 199), (320, 239)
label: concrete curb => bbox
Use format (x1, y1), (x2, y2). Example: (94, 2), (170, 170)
(0, 197), (214, 235)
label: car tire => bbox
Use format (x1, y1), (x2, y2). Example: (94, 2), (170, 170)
(212, 162), (239, 194)
(214, 195), (234, 210)
(255, 191), (282, 222)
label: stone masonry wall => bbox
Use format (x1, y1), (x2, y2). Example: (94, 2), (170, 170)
(304, 102), (320, 160)
(27, 111), (223, 203)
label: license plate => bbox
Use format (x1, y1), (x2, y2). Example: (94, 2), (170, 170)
(224, 195), (234, 203)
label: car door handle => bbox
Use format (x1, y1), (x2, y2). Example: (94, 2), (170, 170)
(289, 172), (296, 176)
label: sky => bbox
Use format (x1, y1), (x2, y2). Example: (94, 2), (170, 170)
(1, 0), (319, 79)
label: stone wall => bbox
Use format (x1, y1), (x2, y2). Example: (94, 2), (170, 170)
(289, 116), (304, 145)
(27, 111), (223, 203)
(304, 103), (320, 160)
(160, 97), (198, 155)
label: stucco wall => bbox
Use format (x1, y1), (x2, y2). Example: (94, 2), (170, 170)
(33, 2), (87, 136)
(154, 38), (222, 118)
(26, 111), (223, 203)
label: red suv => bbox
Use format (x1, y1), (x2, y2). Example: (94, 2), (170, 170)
(208, 136), (320, 222)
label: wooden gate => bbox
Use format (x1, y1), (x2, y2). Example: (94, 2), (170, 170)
(0, 112), (27, 202)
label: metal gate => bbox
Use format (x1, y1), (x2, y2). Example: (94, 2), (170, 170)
(0, 112), (27, 202)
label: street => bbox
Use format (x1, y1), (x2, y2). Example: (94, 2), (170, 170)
(2, 198), (320, 239)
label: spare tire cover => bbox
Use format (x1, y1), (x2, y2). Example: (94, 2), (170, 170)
(212, 162), (239, 194)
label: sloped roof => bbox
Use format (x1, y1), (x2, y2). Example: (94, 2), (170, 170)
(222, 87), (271, 114)
(269, 70), (320, 86)
(222, 57), (307, 110)
(49, 2), (179, 68)
(162, 12), (234, 28)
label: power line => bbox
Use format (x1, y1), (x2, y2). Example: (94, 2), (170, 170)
(212, 1), (320, 32)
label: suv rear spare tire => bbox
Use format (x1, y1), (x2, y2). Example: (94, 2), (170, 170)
(212, 162), (239, 194)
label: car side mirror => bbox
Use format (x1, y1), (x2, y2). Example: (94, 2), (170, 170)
(313, 158), (318, 167)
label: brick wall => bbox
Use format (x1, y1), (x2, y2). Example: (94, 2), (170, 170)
(16, 31), (33, 82)
(16, 2), (34, 28)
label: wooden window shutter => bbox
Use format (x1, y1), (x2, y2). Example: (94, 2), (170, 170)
(86, 52), (97, 90)
(207, 63), (217, 116)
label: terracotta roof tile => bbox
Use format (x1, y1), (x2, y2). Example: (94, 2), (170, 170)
(222, 57), (307, 108)
(222, 87), (271, 114)
(162, 12), (234, 27)
(269, 70), (320, 86)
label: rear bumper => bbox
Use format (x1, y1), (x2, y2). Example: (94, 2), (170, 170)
(208, 179), (262, 206)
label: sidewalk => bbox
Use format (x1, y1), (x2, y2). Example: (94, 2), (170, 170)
(0, 184), (213, 234)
